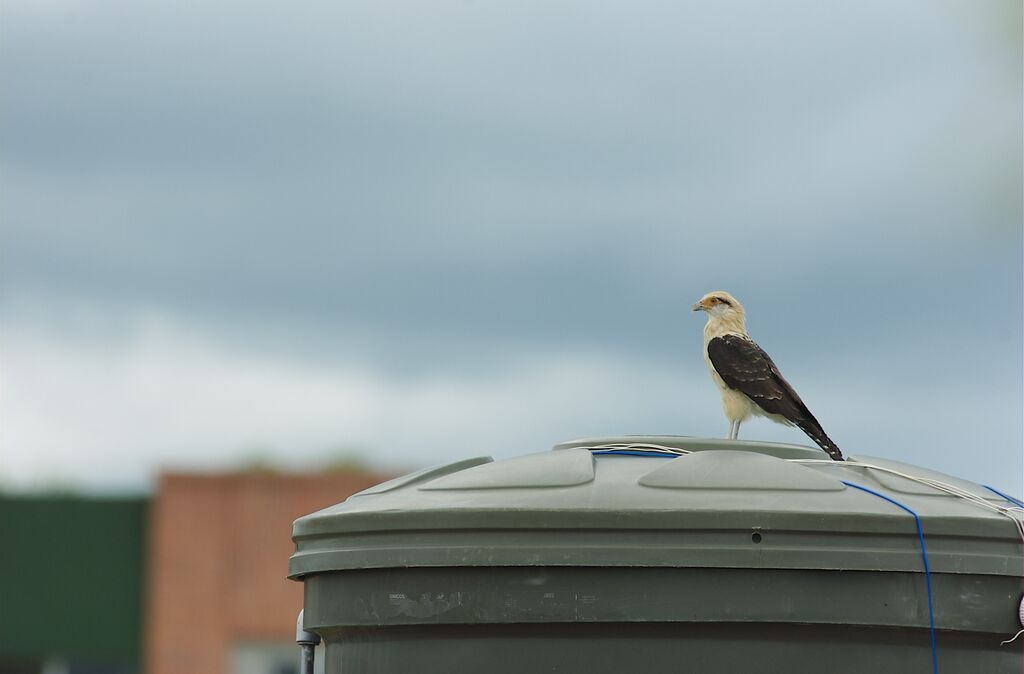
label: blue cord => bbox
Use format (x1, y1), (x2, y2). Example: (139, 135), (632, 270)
(982, 484), (1024, 509)
(590, 450), (678, 458)
(842, 481), (937, 674)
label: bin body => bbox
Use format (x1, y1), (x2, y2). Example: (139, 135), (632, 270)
(289, 437), (1024, 673)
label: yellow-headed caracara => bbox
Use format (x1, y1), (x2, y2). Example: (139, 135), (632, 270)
(693, 291), (845, 461)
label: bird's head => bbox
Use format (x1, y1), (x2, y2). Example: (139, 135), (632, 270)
(692, 291), (745, 320)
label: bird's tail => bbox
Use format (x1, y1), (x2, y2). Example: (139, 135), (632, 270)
(796, 419), (845, 461)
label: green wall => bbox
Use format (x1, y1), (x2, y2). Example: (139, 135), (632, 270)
(0, 495), (148, 669)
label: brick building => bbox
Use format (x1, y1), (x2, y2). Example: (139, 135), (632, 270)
(144, 471), (387, 674)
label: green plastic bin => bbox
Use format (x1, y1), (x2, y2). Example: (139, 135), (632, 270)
(289, 436), (1024, 673)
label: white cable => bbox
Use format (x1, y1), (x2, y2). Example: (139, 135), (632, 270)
(1000, 628), (1024, 646)
(791, 457), (1024, 544)
(585, 444), (1024, 643)
(583, 443), (692, 455)
(791, 456), (1024, 647)
(582, 444), (1024, 541)
(586, 445), (1022, 535)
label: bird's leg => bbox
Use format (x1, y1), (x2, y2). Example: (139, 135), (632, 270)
(727, 420), (738, 440)
(734, 420), (742, 440)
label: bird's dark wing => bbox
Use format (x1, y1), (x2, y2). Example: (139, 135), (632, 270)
(706, 335), (805, 416)
(707, 334), (844, 460)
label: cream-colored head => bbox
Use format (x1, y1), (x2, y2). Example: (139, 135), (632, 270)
(692, 291), (746, 334)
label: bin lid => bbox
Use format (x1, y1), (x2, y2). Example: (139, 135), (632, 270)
(289, 436), (1023, 579)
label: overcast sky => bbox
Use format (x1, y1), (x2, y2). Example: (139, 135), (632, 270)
(1, 0), (1021, 495)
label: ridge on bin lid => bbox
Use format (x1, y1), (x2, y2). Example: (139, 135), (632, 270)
(638, 450), (845, 491)
(349, 456), (494, 497)
(420, 449), (595, 490)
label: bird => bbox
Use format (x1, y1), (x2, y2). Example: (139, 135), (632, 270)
(692, 291), (844, 461)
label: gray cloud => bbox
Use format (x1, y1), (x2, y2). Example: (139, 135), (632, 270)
(1, 0), (1020, 492)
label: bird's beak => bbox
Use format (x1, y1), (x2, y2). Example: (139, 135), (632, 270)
(692, 302), (704, 312)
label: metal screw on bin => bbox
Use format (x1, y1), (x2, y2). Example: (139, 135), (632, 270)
(296, 609), (321, 674)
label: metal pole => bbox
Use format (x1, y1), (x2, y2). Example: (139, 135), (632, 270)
(296, 609), (321, 674)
